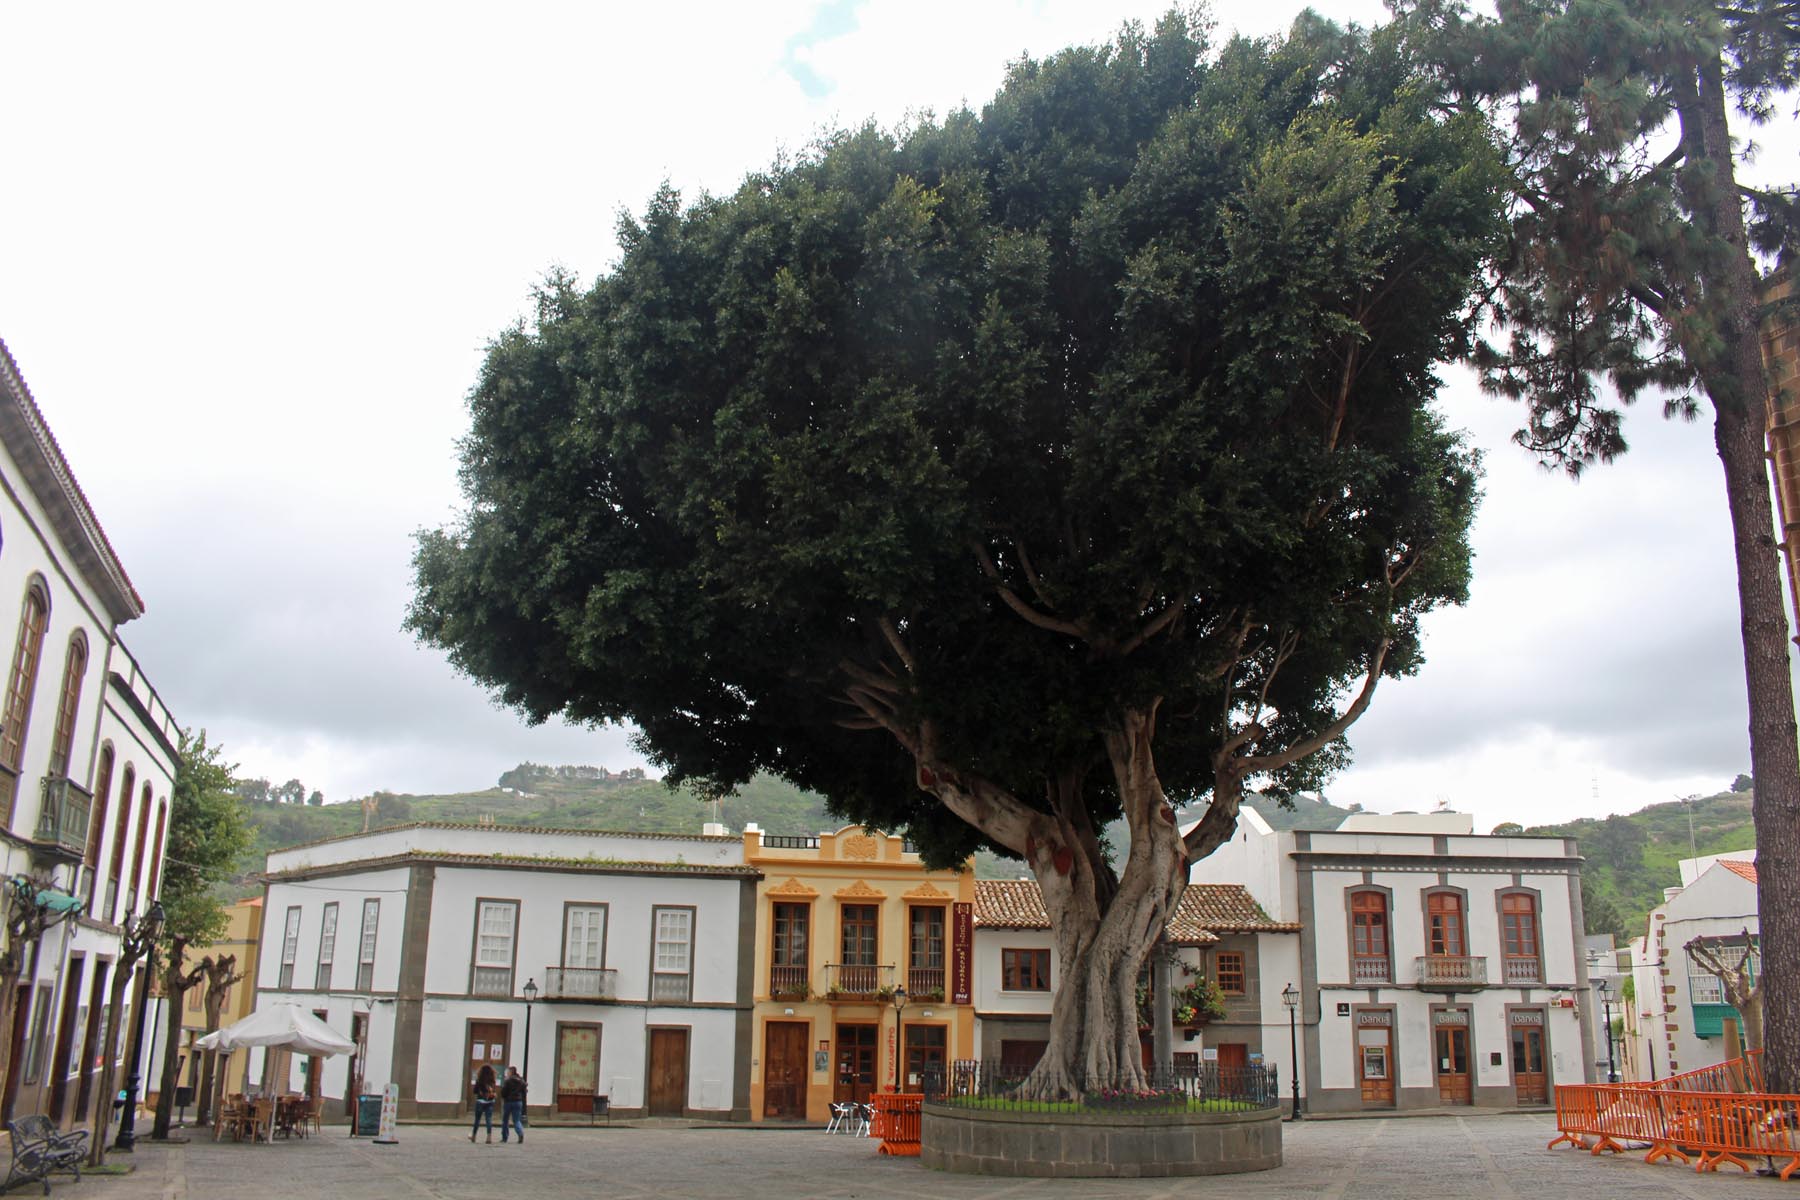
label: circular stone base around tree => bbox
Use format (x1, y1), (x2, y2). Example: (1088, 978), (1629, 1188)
(919, 1102), (1282, 1178)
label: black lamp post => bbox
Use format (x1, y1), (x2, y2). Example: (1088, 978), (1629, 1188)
(892, 986), (909, 1091)
(521, 977), (538, 1101)
(115, 900), (166, 1151)
(1281, 982), (1301, 1121)
(1597, 979), (1618, 1083)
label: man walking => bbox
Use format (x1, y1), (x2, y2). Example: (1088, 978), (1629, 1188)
(500, 1066), (527, 1144)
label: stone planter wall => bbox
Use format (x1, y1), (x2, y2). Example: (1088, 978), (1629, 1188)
(919, 1101), (1282, 1178)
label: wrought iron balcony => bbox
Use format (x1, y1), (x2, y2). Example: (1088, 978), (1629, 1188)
(906, 966), (946, 1000)
(769, 964), (810, 999)
(823, 963), (894, 1000)
(32, 774), (91, 861)
(1416, 955), (1488, 990)
(542, 966), (619, 1002)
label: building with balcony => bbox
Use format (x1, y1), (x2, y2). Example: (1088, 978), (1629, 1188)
(1624, 851), (1758, 1081)
(142, 897), (264, 1113)
(743, 824), (977, 1122)
(0, 340), (179, 1130)
(253, 822), (758, 1121)
(1196, 807), (1591, 1112)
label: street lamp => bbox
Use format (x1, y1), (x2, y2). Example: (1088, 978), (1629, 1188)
(892, 986), (909, 1091)
(115, 900), (166, 1151)
(521, 977), (538, 1102)
(1281, 982), (1302, 1121)
(1596, 979), (1618, 1083)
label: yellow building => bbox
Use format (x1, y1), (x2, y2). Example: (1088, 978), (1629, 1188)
(173, 897), (263, 1092)
(745, 824), (977, 1122)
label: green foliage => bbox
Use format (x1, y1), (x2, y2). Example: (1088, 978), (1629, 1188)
(408, 12), (1505, 866)
(1731, 774), (1754, 794)
(161, 731), (253, 949)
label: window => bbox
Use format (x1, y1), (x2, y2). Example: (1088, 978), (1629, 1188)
(279, 906), (302, 989)
(0, 580), (49, 819)
(143, 800), (167, 901)
(357, 899), (380, 991)
(1426, 891), (1465, 957)
(770, 902), (809, 995)
(652, 907), (693, 1002)
(471, 900), (519, 996)
(1350, 890), (1390, 982)
(125, 782), (152, 917)
(1002, 948), (1050, 991)
(908, 906), (945, 995)
(840, 904), (878, 965)
(105, 765), (134, 921)
(46, 632), (87, 778)
(1500, 893), (1541, 983)
(1215, 951), (1246, 995)
(564, 905), (606, 969)
(316, 903), (339, 991)
(83, 746), (113, 903)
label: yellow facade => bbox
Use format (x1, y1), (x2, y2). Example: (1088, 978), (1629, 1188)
(174, 897), (263, 1083)
(745, 825), (977, 1123)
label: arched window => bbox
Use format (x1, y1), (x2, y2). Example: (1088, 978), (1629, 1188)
(1425, 890), (1466, 958)
(106, 764), (135, 921)
(46, 630), (88, 778)
(126, 781), (152, 917)
(0, 578), (50, 818)
(1349, 889), (1391, 983)
(83, 744), (114, 908)
(143, 799), (167, 901)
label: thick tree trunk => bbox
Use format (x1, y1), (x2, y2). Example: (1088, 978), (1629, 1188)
(0, 962), (20, 1112)
(87, 966), (132, 1166)
(151, 940), (194, 1139)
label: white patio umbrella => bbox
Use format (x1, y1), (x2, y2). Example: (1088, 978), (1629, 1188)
(198, 1004), (356, 1141)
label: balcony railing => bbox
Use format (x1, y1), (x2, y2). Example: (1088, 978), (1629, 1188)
(32, 775), (91, 859)
(1416, 955), (1488, 989)
(471, 966), (514, 997)
(1501, 956), (1542, 985)
(769, 964), (810, 999)
(543, 966), (619, 1002)
(823, 963), (894, 999)
(651, 971), (692, 1002)
(907, 966), (946, 1000)
(1352, 957), (1391, 984)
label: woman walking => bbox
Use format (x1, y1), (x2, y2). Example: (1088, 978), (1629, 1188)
(470, 1063), (497, 1143)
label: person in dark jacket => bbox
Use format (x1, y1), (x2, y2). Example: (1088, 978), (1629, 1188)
(500, 1066), (527, 1144)
(470, 1064), (497, 1143)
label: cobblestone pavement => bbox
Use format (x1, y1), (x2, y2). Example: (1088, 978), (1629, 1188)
(72, 1115), (1780, 1200)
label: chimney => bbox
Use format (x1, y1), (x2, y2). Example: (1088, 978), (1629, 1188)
(1664, 886), (1683, 902)
(702, 822), (727, 837)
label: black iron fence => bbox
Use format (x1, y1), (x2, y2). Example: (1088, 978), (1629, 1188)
(919, 1059), (1280, 1113)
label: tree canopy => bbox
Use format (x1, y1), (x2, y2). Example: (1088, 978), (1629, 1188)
(161, 730), (251, 948)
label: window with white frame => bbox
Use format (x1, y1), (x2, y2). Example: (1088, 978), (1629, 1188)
(652, 907), (693, 1001)
(357, 899), (380, 991)
(472, 900), (519, 996)
(1688, 941), (1759, 1006)
(316, 902), (338, 991)
(279, 906), (301, 989)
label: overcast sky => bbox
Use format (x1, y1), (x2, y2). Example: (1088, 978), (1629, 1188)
(0, 1), (1787, 836)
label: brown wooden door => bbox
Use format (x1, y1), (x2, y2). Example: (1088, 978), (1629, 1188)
(1358, 1026), (1394, 1107)
(763, 1022), (808, 1118)
(834, 1023), (877, 1103)
(1512, 1025), (1547, 1104)
(647, 1028), (689, 1116)
(467, 1020), (509, 1110)
(1215, 1043), (1249, 1070)
(1435, 1026), (1472, 1105)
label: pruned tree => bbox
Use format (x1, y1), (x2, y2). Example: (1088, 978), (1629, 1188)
(193, 953), (245, 1126)
(1396, 0), (1800, 1090)
(409, 11), (1504, 1095)
(1687, 928), (1764, 1051)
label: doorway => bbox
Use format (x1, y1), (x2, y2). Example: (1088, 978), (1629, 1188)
(554, 1024), (601, 1115)
(647, 1027), (689, 1116)
(346, 1012), (367, 1118)
(1435, 1024), (1472, 1105)
(834, 1023), (877, 1104)
(1357, 1023), (1394, 1107)
(1511, 1019), (1547, 1104)
(466, 1020), (509, 1112)
(763, 1022), (809, 1119)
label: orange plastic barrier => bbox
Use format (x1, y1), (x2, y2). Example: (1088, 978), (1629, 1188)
(869, 1092), (923, 1157)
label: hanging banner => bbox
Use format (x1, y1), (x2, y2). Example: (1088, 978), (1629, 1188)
(951, 902), (973, 1005)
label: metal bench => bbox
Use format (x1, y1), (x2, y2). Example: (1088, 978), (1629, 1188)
(2, 1124), (51, 1196)
(8, 1119), (83, 1181)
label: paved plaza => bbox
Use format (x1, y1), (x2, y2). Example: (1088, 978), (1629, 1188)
(66, 1115), (1778, 1200)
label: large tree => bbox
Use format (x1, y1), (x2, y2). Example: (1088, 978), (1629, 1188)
(1397, 0), (1800, 1090)
(409, 12), (1504, 1093)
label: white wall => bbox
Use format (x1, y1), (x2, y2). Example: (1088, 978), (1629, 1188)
(972, 928), (1054, 1017)
(267, 826), (743, 874)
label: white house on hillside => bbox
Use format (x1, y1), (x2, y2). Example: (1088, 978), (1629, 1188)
(1196, 807), (1591, 1113)
(253, 822), (759, 1120)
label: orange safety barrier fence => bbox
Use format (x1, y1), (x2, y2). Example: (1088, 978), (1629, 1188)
(869, 1093), (923, 1157)
(1550, 1061), (1800, 1180)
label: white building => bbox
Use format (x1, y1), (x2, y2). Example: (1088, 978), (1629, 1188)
(1624, 851), (1757, 1081)
(0, 340), (179, 1128)
(970, 878), (1300, 1076)
(253, 822), (760, 1120)
(1197, 807), (1591, 1112)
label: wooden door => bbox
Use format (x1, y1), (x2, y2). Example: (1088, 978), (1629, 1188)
(1358, 1026), (1394, 1107)
(763, 1022), (808, 1118)
(346, 1013), (367, 1117)
(1435, 1026), (1472, 1105)
(1511, 1025), (1547, 1104)
(648, 1028), (689, 1116)
(1215, 1043), (1249, 1070)
(833, 1024), (877, 1103)
(467, 1020), (509, 1111)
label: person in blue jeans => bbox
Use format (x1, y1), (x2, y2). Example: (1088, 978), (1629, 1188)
(470, 1064), (497, 1142)
(500, 1066), (527, 1144)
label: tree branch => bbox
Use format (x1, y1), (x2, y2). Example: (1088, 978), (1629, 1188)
(973, 543), (1089, 639)
(1235, 638), (1392, 778)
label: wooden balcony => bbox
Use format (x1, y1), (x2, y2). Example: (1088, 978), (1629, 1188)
(906, 966), (946, 1001)
(769, 964), (810, 1000)
(1415, 955), (1488, 991)
(542, 966), (619, 1002)
(31, 775), (91, 862)
(823, 963), (894, 1000)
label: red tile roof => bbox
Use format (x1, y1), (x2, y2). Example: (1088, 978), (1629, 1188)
(974, 880), (1295, 943)
(1719, 859), (1758, 884)
(974, 880), (1049, 929)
